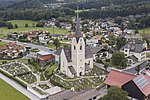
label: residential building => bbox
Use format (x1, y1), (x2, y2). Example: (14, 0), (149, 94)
(39, 34), (50, 44)
(0, 42), (26, 59)
(37, 51), (55, 66)
(104, 69), (150, 100)
(120, 43), (147, 63)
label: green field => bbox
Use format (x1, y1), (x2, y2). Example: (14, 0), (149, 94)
(8, 20), (37, 27)
(0, 41), (7, 46)
(139, 27), (150, 34)
(46, 64), (58, 76)
(0, 20), (69, 38)
(0, 79), (29, 100)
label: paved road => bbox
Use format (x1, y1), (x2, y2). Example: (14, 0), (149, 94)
(0, 39), (54, 54)
(94, 60), (148, 75)
(123, 60), (148, 74)
(0, 73), (40, 100)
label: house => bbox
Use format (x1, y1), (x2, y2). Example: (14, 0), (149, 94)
(90, 47), (108, 60)
(86, 39), (99, 47)
(104, 69), (150, 100)
(67, 34), (75, 40)
(37, 51), (55, 66)
(50, 88), (100, 100)
(124, 29), (135, 34)
(52, 34), (64, 40)
(27, 34), (38, 40)
(124, 34), (143, 41)
(54, 12), (93, 78)
(120, 43), (147, 63)
(107, 47), (117, 58)
(0, 42), (26, 59)
(39, 34), (50, 44)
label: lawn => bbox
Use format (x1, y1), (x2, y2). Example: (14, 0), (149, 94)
(0, 79), (29, 100)
(0, 20), (69, 38)
(8, 20), (37, 28)
(0, 41), (7, 46)
(46, 64), (58, 76)
(48, 42), (69, 50)
(139, 27), (150, 34)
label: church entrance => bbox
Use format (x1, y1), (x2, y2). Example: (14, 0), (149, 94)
(79, 72), (82, 76)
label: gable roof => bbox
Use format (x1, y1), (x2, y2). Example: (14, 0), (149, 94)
(104, 69), (137, 88)
(50, 89), (100, 100)
(121, 43), (145, 53)
(68, 66), (76, 74)
(54, 45), (93, 62)
(39, 54), (55, 61)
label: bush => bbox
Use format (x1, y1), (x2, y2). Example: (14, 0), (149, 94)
(36, 22), (44, 27)
(105, 59), (110, 62)
(50, 78), (63, 88)
(96, 58), (103, 63)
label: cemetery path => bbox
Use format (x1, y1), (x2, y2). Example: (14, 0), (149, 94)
(0, 73), (40, 100)
(55, 74), (106, 81)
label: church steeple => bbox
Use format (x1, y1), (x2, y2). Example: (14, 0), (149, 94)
(75, 5), (82, 41)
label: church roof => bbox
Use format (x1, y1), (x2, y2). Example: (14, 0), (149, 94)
(68, 66), (77, 74)
(85, 63), (91, 71)
(85, 45), (93, 58)
(54, 45), (93, 62)
(75, 6), (82, 42)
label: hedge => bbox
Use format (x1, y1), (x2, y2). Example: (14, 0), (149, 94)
(0, 69), (27, 88)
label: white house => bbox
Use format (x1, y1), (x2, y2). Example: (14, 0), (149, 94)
(39, 34), (50, 44)
(120, 42), (147, 63)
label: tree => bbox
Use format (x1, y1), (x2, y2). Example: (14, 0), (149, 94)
(135, 65), (140, 75)
(116, 37), (126, 49)
(114, 17), (123, 25)
(101, 86), (129, 100)
(14, 24), (18, 28)
(111, 51), (126, 68)
(36, 22), (44, 27)
(7, 22), (13, 29)
(120, 60), (127, 69)
(25, 23), (28, 28)
(104, 63), (108, 71)
(53, 38), (60, 49)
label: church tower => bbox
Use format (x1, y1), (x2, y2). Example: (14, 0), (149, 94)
(71, 6), (85, 77)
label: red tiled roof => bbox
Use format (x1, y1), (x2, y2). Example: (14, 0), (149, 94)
(104, 69), (136, 88)
(40, 54), (55, 61)
(28, 34), (38, 38)
(67, 34), (75, 38)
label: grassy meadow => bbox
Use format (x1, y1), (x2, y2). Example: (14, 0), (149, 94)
(0, 79), (29, 100)
(0, 20), (69, 38)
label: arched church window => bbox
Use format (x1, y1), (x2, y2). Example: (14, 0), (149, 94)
(80, 46), (82, 50)
(74, 46), (76, 50)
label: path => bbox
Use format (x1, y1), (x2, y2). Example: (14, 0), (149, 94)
(55, 74), (106, 81)
(0, 73), (40, 100)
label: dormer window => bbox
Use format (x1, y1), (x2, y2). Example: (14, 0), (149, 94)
(80, 46), (82, 50)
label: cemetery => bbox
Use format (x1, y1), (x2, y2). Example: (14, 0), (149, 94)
(50, 66), (106, 92)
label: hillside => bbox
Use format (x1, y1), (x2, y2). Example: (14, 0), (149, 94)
(8, 0), (43, 9)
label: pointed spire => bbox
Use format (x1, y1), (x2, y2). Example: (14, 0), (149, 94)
(75, 5), (82, 40)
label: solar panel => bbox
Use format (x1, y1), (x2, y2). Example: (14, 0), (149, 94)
(133, 75), (149, 88)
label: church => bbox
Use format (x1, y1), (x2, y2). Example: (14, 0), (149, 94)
(54, 12), (93, 78)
